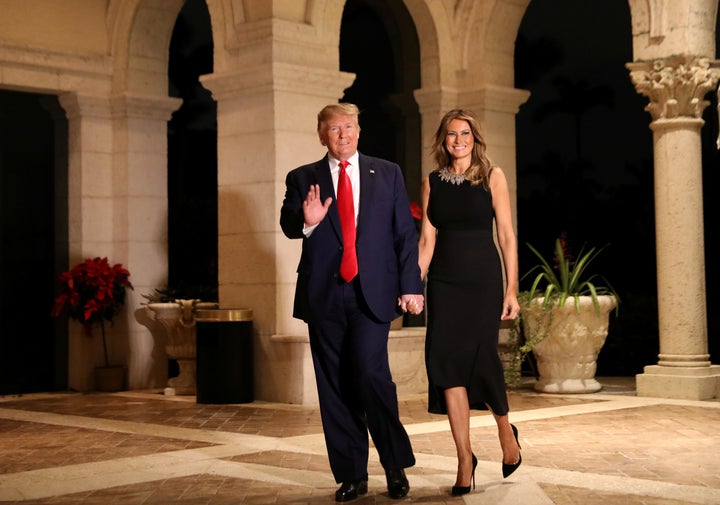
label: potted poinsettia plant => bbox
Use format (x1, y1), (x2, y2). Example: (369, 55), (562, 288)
(508, 234), (619, 393)
(51, 257), (133, 390)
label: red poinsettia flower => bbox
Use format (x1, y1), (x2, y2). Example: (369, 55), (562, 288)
(51, 257), (133, 334)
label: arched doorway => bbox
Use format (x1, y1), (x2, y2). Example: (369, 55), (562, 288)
(339, 0), (422, 204)
(0, 90), (68, 394)
(167, 0), (218, 301)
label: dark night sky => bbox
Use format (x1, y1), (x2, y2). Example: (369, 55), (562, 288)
(517, 0), (652, 185)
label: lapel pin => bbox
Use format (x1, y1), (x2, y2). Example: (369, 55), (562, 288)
(369, 169), (375, 174)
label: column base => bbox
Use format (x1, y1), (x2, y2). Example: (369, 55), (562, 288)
(636, 364), (720, 400)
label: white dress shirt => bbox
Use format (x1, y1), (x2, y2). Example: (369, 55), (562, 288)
(303, 151), (360, 236)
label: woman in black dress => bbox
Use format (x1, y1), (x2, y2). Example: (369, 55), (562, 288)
(418, 109), (522, 495)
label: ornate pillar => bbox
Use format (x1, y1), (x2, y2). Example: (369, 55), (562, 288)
(627, 56), (720, 400)
(413, 87), (460, 177)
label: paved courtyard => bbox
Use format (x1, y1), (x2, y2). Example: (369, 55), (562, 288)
(1, 377), (719, 504)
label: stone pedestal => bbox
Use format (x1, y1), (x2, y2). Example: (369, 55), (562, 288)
(387, 327), (428, 396)
(637, 365), (720, 400)
(264, 327), (427, 405)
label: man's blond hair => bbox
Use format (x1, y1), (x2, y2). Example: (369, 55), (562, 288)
(317, 103), (360, 132)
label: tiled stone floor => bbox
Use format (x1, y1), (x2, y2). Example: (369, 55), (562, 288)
(1, 378), (718, 504)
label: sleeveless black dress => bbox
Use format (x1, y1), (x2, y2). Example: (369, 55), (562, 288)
(425, 169), (509, 415)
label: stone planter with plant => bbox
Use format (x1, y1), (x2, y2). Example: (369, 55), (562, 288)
(506, 234), (619, 393)
(142, 284), (219, 395)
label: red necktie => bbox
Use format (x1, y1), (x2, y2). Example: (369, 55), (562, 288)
(337, 160), (358, 282)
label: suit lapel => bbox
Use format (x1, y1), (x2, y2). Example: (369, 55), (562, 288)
(357, 153), (375, 237)
(316, 156), (342, 241)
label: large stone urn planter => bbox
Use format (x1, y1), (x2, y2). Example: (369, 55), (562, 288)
(522, 295), (617, 393)
(146, 299), (218, 395)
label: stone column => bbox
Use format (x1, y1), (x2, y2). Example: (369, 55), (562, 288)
(413, 86), (460, 177)
(627, 56), (720, 400)
(414, 84), (529, 375)
(459, 85), (529, 360)
(58, 93), (114, 391)
(58, 92), (180, 391)
(201, 63), (353, 403)
(202, 63), (353, 334)
(109, 92), (182, 390)
(458, 85), (530, 230)
(414, 85), (528, 216)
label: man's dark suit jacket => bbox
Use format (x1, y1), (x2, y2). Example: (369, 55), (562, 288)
(280, 152), (423, 324)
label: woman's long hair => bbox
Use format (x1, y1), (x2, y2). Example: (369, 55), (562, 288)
(430, 109), (493, 188)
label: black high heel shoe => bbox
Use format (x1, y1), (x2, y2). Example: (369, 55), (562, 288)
(502, 424), (522, 478)
(451, 453), (477, 496)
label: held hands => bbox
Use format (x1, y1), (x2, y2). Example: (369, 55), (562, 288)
(303, 184), (333, 227)
(304, 182), (425, 317)
(398, 294), (424, 315)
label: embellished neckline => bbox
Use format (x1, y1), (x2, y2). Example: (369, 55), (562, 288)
(438, 167), (467, 185)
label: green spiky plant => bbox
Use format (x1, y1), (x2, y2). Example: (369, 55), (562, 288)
(523, 234), (619, 315)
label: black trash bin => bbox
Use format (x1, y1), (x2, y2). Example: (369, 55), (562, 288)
(195, 308), (253, 404)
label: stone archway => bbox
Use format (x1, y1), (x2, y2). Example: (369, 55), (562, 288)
(339, 0), (423, 204)
(167, 0), (218, 300)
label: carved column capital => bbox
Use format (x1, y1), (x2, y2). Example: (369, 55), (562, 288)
(626, 56), (720, 121)
(58, 92), (181, 121)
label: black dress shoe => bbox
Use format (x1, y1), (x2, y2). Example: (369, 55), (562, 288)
(385, 468), (410, 499)
(335, 480), (368, 502)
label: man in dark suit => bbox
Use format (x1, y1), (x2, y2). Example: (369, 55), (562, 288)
(280, 103), (424, 502)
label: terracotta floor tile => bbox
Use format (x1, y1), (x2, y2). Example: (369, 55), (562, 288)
(1, 378), (719, 504)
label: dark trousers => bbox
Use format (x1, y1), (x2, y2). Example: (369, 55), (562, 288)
(308, 279), (415, 483)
